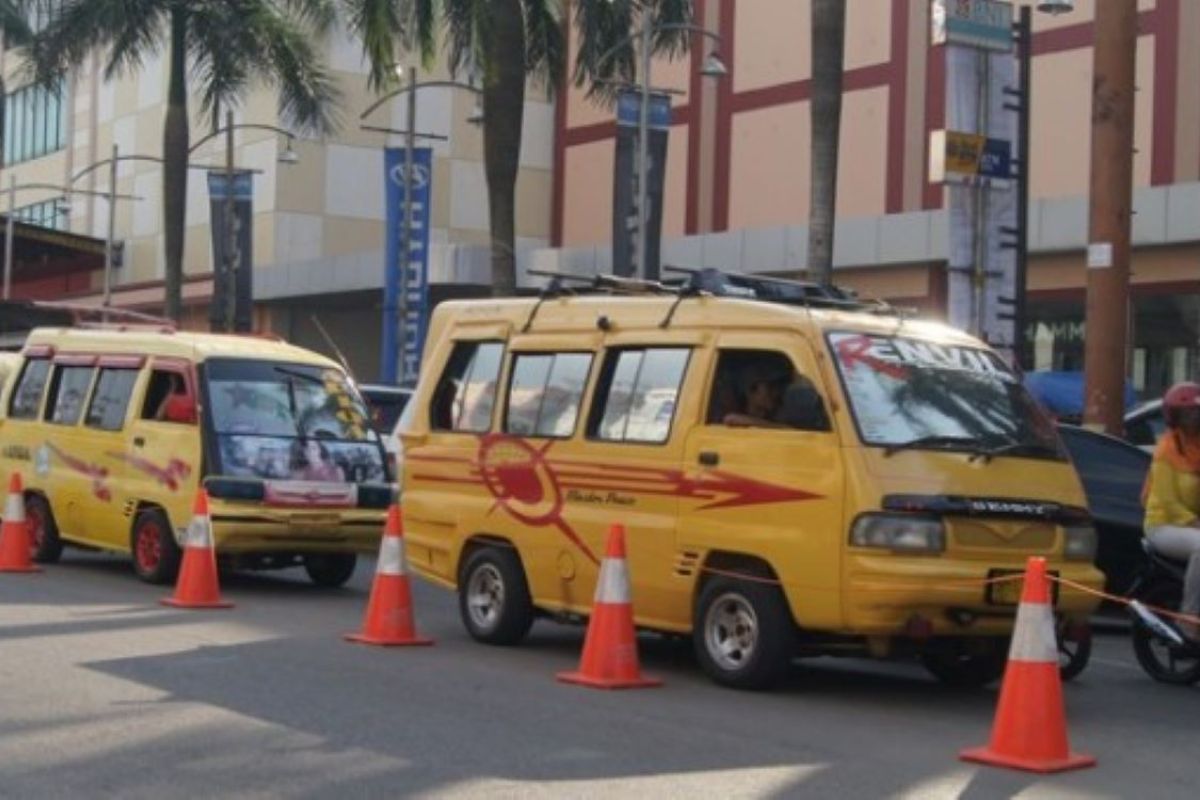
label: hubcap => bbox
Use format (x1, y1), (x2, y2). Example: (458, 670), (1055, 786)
(137, 523), (162, 572)
(466, 564), (505, 632)
(704, 592), (759, 672)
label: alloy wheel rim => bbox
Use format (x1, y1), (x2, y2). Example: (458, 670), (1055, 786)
(705, 592), (759, 672)
(466, 564), (505, 631)
(136, 523), (162, 573)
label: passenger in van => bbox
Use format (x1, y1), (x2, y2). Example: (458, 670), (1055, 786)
(723, 363), (788, 427)
(151, 373), (193, 423)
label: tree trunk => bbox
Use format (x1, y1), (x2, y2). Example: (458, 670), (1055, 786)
(807, 0), (846, 288)
(162, 5), (189, 322)
(482, 0), (525, 297)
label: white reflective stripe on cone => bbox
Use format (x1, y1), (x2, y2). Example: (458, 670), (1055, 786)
(593, 558), (631, 604)
(1007, 602), (1058, 663)
(377, 535), (406, 576)
(185, 517), (213, 549)
(4, 493), (24, 522)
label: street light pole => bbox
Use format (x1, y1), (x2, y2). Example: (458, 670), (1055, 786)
(104, 143), (118, 311)
(3, 175), (14, 300)
(224, 109), (237, 333)
(637, 21), (652, 282)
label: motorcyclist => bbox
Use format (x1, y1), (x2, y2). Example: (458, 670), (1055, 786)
(1143, 382), (1200, 641)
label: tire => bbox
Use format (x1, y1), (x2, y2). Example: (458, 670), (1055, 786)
(693, 577), (796, 690)
(458, 546), (534, 645)
(25, 494), (63, 564)
(1057, 619), (1092, 682)
(1131, 583), (1200, 686)
(303, 553), (358, 588)
(130, 508), (182, 585)
(921, 638), (1009, 688)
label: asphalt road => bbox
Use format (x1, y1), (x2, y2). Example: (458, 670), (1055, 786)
(0, 551), (1195, 800)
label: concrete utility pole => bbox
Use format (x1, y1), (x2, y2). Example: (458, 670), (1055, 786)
(1082, 0), (1137, 435)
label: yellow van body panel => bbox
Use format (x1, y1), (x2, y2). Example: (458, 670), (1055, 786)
(402, 296), (1105, 638)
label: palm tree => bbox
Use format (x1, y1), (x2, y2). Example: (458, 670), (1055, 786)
(31, 0), (340, 322)
(807, 0), (845, 288)
(344, 0), (692, 297)
(0, 1), (35, 169)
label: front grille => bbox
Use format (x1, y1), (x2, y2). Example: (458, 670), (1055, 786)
(952, 521), (1055, 550)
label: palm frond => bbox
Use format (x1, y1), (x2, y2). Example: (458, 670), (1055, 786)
(215, 0), (341, 135)
(571, 0), (635, 100)
(26, 0), (166, 86)
(280, 0), (338, 33)
(647, 0), (693, 59)
(442, 0), (485, 79)
(0, 0), (34, 48)
(521, 0), (563, 93)
(339, 0), (405, 90)
(187, 3), (252, 125)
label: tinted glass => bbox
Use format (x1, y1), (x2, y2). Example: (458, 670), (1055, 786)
(85, 368), (139, 431)
(48, 366), (95, 425)
(9, 359), (50, 419)
(1059, 426), (1150, 528)
(432, 341), (504, 432)
(505, 353), (592, 437)
(594, 348), (689, 444)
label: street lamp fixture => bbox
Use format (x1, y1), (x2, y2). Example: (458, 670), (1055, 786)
(466, 101), (485, 126)
(1037, 0), (1074, 14)
(594, 21), (727, 282)
(700, 52), (728, 78)
(278, 136), (300, 165)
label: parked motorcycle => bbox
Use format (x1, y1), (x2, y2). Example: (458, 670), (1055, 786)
(1128, 540), (1200, 685)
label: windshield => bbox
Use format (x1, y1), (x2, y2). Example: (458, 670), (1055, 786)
(827, 332), (1061, 457)
(205, 359), (387, 483)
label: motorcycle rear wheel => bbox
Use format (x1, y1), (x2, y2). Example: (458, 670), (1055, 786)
(1131, 584), (1200, 686)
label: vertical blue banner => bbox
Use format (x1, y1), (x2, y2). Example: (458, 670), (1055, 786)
(381, 146), (433, 385)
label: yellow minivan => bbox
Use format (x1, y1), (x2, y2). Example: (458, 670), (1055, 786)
(0, 327), (391, 587)
(399, 269), (1105, 689)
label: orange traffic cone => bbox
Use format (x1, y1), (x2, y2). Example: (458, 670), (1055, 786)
(344, 505), (433, 646)
(161, 489), (233, 609)
(0, 473), (41, 574)
(557, 523), (662, 690)
(960, 556), (1095, 773)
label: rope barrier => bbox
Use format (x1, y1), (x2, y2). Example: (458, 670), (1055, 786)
(1048, 573), (1200, 628)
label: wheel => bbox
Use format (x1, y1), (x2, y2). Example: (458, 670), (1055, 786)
(1057, 619), (1092, 682)
(25, 494), (63, 564)
(1131, 584), (1200, 686)
(693, 577), (795, 690)
(458, 546), (534, 645)
(130, 508), (182, 585)
(303, 553), (358, 588)
(921, 638), (1009, 688)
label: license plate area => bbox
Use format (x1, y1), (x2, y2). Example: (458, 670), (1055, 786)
(986, 568), (1059, 607)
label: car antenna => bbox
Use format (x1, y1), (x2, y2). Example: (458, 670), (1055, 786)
(310, 314), (357, 381)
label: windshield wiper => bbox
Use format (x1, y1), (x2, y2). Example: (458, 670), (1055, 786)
(968, 440), (1064, 464)
(883, 435), (983, 457)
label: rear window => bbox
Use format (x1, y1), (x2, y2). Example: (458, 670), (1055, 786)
(47, 366), (95, 426)
(431, 341), (505, 433)
(589, 348), (690, 444)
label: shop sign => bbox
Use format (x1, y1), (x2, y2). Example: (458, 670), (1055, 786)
(931, 0), (1015, 52)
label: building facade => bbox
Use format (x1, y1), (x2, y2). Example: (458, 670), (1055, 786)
(548, 0), (1200, 400)
(1, 20), (554, 380)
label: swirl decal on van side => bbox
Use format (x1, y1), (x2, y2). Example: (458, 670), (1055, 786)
(408, 433), (822, 567)
(45, 443), (111, 502)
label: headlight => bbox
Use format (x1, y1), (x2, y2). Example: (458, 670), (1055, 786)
(1063, 524), (1097, 561)
(851, 514), (945, 554)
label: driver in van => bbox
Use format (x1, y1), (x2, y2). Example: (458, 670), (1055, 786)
(723, 362), (789, 428)
(1143, 382), (1200, 641)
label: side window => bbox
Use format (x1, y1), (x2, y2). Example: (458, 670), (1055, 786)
(85, 369), (140, 431)
(431, 341), (504, 433)
(46, 366), (95, 426)
(505, 352), (593, 437)
(140, 369), (195, 424)
(708, 349), (830, 431)
(590, 348), (690, 444)
(8, 359), (51, 419)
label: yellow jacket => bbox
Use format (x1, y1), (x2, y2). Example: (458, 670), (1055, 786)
(1144, 434), (1200, 529)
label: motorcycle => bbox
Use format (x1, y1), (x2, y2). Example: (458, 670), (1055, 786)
(1127, 540), (1200, 685)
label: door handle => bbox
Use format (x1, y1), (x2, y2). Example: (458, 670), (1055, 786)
(133, 436), (145, 448)
(698, 451), (720, 467)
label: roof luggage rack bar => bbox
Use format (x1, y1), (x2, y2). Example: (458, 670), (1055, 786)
(30, 301), (177, 331)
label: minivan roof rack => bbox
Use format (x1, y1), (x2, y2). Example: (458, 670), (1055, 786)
(521, 266), (908, 331)
(30, 301), (177, 330)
